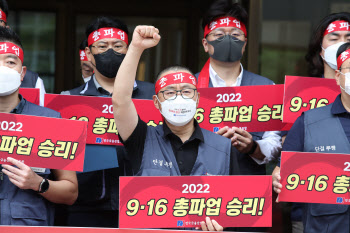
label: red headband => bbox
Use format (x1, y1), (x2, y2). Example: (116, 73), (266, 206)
(337, 49), (350, 70)
(79, 50), (88, 61)
(155, 72), (197, 94)
(0, 42), (23, 63)
(88, 28), (128, 46)
(0, 9), (6, 23)
(324, 20), (350, 36)
(204, 16), (247, 38)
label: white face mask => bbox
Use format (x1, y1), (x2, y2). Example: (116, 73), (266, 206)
(322, 42), (346, 70)
(0, 66), (22, 96)
(82, 75), (91, 83)
(157, 95), (197, 127)
(339, 72), (350, 95)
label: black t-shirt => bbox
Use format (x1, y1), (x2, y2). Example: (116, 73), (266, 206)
(120, 117), (240, 175)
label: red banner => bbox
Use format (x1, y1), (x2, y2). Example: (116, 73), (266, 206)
(0, 226), (116, 233)
(119, 176), (272, 228)
(283, 76), (340, 123)
(0, 227), (245, 233)
(46, 85), (288, 146)
(44, 94), (163, 146)
(197, 85), (291, 132)
(0, 113), (87, 171)
(19, 88), (40, 105)
(279, 151), (350, 205)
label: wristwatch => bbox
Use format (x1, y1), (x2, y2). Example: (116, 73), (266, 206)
(248, 140), (258, 155)
(38, 178), (49, 193)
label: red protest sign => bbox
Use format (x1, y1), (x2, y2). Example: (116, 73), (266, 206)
(19, 88), (40, 105)
(279, 151), (350, 205)
(46, 85), (288, 147)
(197, 85), (291, 132)
(44, 94), (163, 146)
(0, 227), (241, 233)
(119, 176), (272, 228)
(0, 113), (87, 171)
(0, 226), (117, 233)
(283, 76), (340, 123)
(119, 229), (247, 233)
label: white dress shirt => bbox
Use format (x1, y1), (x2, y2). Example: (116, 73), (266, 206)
(209, 64), (282, 165)
(209, 63), (244, 87)
(35, 77), (46, 107)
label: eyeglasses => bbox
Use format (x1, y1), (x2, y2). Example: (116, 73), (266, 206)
(158, 88), (197, 100)
(91, 44), (126, 53)
(340, 67), (350, 71)
(208, 29), (245, 40)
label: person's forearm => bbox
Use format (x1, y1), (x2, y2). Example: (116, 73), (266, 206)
(40, 179), (78, 205)
(113, 26), (159, 140)
(112, 44), (144, 106)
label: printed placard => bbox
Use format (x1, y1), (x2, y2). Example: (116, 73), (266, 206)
(197, 85), (291, 132)
(0, 113), (87, 171)
(119, 176), (272, 228)
(19, 88), (40, 105)
(44, 94), (163, 146)
(0, 227), (241, 233)
(283, 76), (340, 123)
(46, 85), (289, 147)
(0, 226), (116, 233)
(279, 151), (350, 205)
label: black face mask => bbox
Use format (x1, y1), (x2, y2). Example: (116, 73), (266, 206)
(92, 48), (126, 78)
(207, 35), (245, 62)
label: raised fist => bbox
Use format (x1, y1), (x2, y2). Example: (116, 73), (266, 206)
(130, 25), (161, 50)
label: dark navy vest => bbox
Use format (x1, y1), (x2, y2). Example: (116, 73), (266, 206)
(66, 76), (155, 99)
(303, 104), (349, 233)
(62, 77), (155, 211)
(0, 100), (60, 225)
(20, 70), (39, 88)
(139, 125), (230, 176)
(195, 69), (274, 175)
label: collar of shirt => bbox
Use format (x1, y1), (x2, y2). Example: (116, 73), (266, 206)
(209, 63), (244, 87)
(331, 94), (350, 115)
(93, 75), (112, 96)
(163, 120), (204, 143)
(10, 94), (26, 114)
(92, 75), (138, 96)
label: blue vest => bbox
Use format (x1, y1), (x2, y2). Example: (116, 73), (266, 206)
(63, 77), (155, 212)
(0, 100), (60, 225)
(195, 69), (274, 175)
(303, 104), (349, 233)
(66, 76), (155, 99)
(20, 70), (39, 88)
(139, 125), (230, 176)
